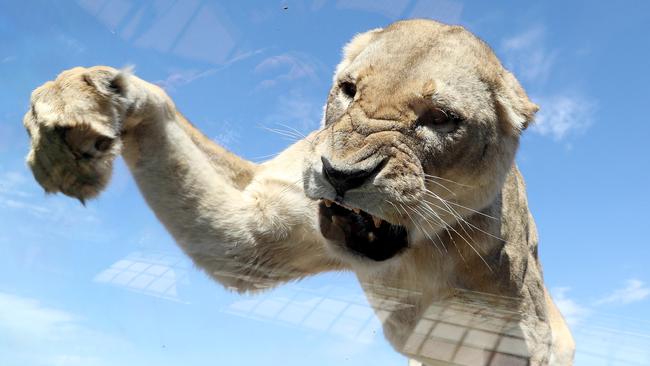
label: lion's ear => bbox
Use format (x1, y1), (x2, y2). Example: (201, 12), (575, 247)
(334, 28), (383, 76)
(343, 28), (383, 61)
(82, 67), (131, 97)
(495, 71), (539, 134)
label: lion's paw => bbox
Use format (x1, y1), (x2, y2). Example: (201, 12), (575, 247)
(24, 66), (130, 202)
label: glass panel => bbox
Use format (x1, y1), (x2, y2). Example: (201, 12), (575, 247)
(2, 1), (649, 365)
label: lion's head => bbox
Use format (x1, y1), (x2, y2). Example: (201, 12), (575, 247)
(303, 19), (538, 266)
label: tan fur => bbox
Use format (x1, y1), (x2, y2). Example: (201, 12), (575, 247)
(23, 20), (573, 365)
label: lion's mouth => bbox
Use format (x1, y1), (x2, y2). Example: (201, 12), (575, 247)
(318, 199), (408, 261)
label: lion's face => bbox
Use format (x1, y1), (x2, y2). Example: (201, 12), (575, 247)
(303, 20), (538, 266)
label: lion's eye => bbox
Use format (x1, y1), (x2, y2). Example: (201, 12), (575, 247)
(339, 81), (357, 99)
(417, 108), (463, 133)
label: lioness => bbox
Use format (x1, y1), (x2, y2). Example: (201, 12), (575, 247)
(23, 19), (574, 365)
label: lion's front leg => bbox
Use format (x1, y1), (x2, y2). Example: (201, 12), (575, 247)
(24, 66), (338, 292)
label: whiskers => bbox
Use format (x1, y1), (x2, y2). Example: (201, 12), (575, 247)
(423, 173), (474, 188)
(259, 122), (307, 142)
(386, 174), (503, 273)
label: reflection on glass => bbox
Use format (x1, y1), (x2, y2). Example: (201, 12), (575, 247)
(2, 2), (649, 366)
(94, 251), (189, 302)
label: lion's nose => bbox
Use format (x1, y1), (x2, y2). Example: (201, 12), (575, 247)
(321, 156), (385, 197)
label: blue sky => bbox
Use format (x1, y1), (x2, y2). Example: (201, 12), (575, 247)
(1, 1), (649, 365)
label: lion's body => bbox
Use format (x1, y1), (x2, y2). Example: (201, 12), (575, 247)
(23, 20), (574, 365)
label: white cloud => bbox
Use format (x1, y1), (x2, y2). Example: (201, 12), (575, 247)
(502, 26), (544, 50)
(254, 53), (320, 89)
(155, 68), (216, 92)
(155, 48), (265, 92)
(0, 170), (31, 197)
(552, 280), (650, 322)
(0, 170), (53, 217)
(551, 287), (591, 326)
(263, 89), (323, 133)
(500, 26), (597, 141)
(0, 169), (105, 243)
(56, 34), (86, 54)
(550, 285), (650, 364)
(501, 26), (555, 83)
(0, 192), (99, 226)
(596, 279), (650, 306)
(531, 94), (595, 140)
(0, 292), (76, 339)
(0, 292), (128, 366)
(228, 47), (266, 64)
(1, 197), (51, 215)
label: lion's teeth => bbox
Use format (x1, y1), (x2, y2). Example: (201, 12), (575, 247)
(323, 199), (332, 207)
(352, 208), (360, 214)
(372, 216), (382, 228)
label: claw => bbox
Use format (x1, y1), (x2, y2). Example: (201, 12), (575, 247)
(77, 197), (86, 207)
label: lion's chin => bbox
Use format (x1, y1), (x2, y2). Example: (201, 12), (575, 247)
(317, 200), (409, 262)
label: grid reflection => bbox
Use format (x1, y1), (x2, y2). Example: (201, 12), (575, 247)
(226, 283), (383, 344)
(94, 251), (189, 302)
